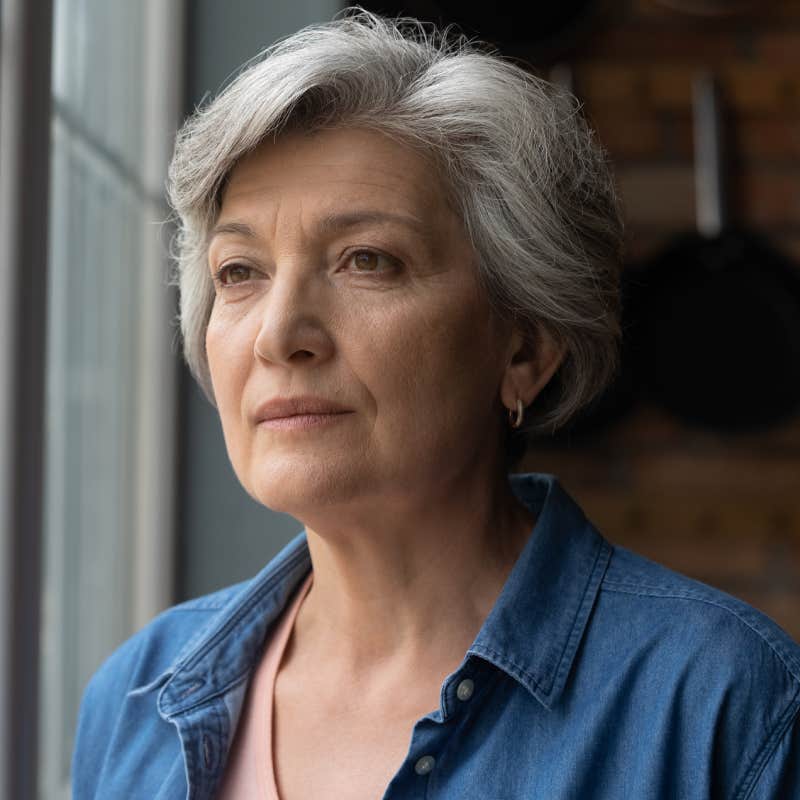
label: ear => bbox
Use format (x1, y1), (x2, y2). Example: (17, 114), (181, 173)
(500, 326), (565, 413)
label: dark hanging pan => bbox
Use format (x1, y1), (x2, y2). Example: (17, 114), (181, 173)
(634, 74), (800, 432)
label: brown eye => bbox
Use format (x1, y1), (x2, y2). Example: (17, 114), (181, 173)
(353, 251), (379, 271)
(349, 250), (394, 272)
(217, 264), (253, 285)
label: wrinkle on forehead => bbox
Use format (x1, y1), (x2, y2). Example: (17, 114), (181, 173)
(219, 127), (453, 221)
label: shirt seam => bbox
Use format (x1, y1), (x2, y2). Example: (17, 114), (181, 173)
(734, 685), (800, 800)
(601, 580), (800, 683)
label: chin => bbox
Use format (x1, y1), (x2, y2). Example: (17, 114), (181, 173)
(244, 454), (370, 518)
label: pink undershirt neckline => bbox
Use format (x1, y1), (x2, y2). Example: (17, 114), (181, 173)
(216, 570), (314, 799)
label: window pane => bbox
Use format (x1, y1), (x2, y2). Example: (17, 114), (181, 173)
(39, 0), (149, 796)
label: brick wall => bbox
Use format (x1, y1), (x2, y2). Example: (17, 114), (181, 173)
(526, 0), (800, 640)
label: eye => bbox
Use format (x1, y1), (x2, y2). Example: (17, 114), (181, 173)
(214, 263), (255, 287)
(346, 249), (397, 273)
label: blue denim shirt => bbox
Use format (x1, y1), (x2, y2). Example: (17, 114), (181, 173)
(72, 473), (800, 799)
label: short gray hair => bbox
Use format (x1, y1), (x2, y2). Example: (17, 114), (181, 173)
(167, 6), (624, 437)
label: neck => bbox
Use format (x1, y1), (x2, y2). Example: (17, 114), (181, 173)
(289, 468), (535, 689)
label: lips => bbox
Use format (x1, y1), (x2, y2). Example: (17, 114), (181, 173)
(253, 395), (352, 423)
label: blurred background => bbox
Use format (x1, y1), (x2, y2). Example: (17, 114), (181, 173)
(1, 0), (798, 797)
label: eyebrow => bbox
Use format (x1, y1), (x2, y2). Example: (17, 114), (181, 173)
(208, 221), (259, 242)
(208, 210), (430, 244)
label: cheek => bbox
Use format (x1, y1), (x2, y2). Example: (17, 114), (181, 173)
(355, 293), (500, 414)
(351, 300), (440, 393)
(206, 309), (255, 419)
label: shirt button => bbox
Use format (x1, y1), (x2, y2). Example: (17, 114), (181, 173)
(414, 755), (436, 775)
(456, 678), (474, 701)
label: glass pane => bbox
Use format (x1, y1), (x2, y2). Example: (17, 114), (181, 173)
(39, 0), (147, 796)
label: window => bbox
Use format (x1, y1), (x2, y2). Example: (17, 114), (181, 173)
(37, 2), (182, 797)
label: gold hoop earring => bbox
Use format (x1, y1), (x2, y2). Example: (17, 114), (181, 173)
(509, 397), (524, 429)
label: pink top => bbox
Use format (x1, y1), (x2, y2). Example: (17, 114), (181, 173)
(217, 571), (314, 799)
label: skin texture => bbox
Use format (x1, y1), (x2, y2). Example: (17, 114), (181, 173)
(206, 127), (563, 797)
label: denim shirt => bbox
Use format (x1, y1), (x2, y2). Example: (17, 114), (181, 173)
(72, 473), (800, 799)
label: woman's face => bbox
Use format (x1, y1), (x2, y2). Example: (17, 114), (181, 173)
(206, 127), (517, 518)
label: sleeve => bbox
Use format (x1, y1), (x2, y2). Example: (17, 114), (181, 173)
(743, 698), (800, 800)
(71, 668), (108, 800)
(70, 629), (154, 799)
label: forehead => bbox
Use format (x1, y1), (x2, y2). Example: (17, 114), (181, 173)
(218, 127), (453, 222)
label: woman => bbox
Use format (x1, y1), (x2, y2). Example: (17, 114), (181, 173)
(72, 9), (800, 799)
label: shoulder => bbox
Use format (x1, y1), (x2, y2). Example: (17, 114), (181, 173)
(75, 528), (309, 728)
(71, 579), (252, 798)
(88, 579), (251, 699)
(596, 543), (800, 796)
(602, 542), (800, 684)
(101, 581), (249, 685)
(72, 529), (312, 797)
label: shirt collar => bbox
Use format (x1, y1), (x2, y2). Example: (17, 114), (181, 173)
(145, 532), (313, 718)
(148, 473), (610, 717)
(468, 473), (611, 709)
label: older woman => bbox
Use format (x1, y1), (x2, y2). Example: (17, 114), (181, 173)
(72, 9), (800, 800)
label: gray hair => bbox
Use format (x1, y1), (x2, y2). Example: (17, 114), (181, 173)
(167, 6), (624, 439)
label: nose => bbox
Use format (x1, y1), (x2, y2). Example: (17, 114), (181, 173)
(253, 267), (335, 367)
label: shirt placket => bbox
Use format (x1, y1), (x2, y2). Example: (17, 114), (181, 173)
(165, 696), (232, 800)
(380, 658), (494, 799)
